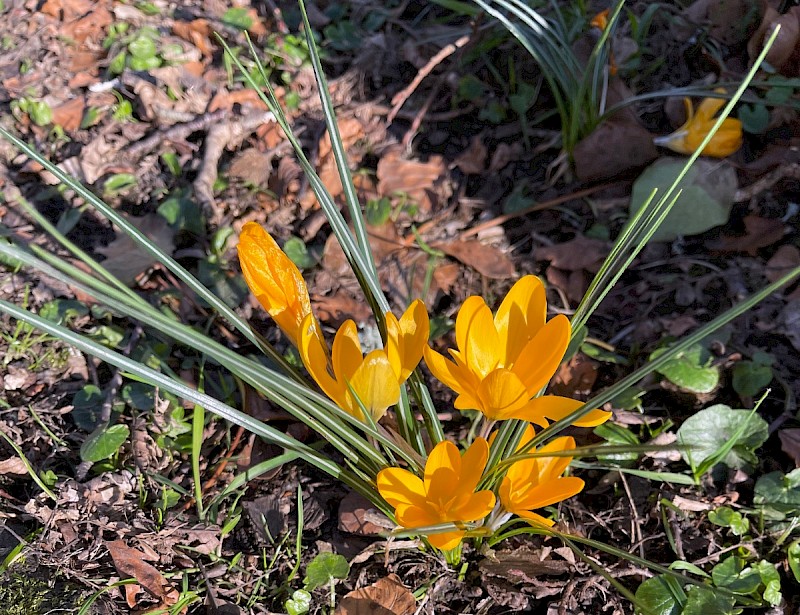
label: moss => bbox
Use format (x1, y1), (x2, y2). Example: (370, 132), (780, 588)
(0, 564), (87, 615)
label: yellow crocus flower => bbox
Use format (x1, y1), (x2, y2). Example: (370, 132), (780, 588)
(377, 438), (496, 550)
(237, 222), (312, 347)
(498, 425), (584, 527)
(655, 94), (743, 158)
(424, 276), (610, 427)
(298, 301), (429, 422)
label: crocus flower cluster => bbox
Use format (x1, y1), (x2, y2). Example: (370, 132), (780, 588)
(655, 93), (743, 158)
(239, 224), (608, 552)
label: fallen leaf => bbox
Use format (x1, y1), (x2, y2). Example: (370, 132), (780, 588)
(208, 88), (268, 113)
(312, 292), (373, 325)
(479, 546), (570, 581)
(550, 353), (598, 398)
(679, 0), (765, 46)
(51, 97), (86, 132)
(573, 118), (659, 182)
(0, 457), (28, 475)
(377, 145), (448, 214)
(433, 239), (515, 279)
(748, 6), (800, 74)
(779, 429), (800, 466)
(534, 236), (610, 271)
(766, 244), (800, 283)
(172, 19), (214, 57)
(338, 492), (386, 535)
(106, 540), (179, 606)
(453, 135), (487, 174)
(708, 215), (786, 255)
(228, 148), (274, 187)
(95, 214), (176, 286)
(336, 574), (416, 615)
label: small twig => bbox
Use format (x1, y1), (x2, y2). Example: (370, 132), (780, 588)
(618, 471), (645, 560)
(388, 34), (470, 124)
(123, 109), (229, 159)
(402, 78), (444, 150)
(460, 182), (623, 239)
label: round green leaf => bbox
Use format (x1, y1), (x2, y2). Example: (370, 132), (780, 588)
(732, 361), (773, 398)
(303, 552), (349, 591)
(754, 469), (800, 519)
(651, 343), (719, 393)
(630, 158), (737, 242)
(677, 404), (768, 472)
(634, 576), (681, 615)
(80, 424), (130, 462)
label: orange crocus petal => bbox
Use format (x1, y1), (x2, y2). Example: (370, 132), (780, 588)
(331, 320), (363, 383)
(510, 477), (585, 511)
(494, 275), (547, 365)
(534, 436), (577, 480)
(348, 350), (401, 420)
(454, 490), (496, 521)
(505, 395), (611, 427)
(386, 299), (429, 382)
(428, 530), (466, 551)
(376, 468), (427, 508)
(237, 222), (311, 346)
(298, 314), (342, 404)
(654, 94), (742, 158)
(476, 369), (531, 420)
(463, 301), (501, 378)
(425, 440), (462, 495)
(455, 437), (489, 498)
(511, 314), (571, 393)
(423, 346), (473, 397)
(516, 510), (556, 527)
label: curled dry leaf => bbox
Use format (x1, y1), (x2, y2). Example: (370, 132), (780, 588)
(534, 236), (609, 272)
(707, 215), (786, 255)
(336, 574), (416, 615)
(453, 135), (488, 175)
(748, 6), (800, 75)
(766, 244), (800, 284)
(338, 491), (387, 535)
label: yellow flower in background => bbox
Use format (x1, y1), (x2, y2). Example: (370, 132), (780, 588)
(238, 222), (312, 347)
(498, 425), (584, 527)
(299, 302), (429, 421)
(385, 299), (430, 382)
(655, 94), (743, 158)
(377, 438), (496, 550)
(424, 276), (610, 428)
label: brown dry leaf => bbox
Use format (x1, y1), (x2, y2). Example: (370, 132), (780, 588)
(708, 215), (786, 255)
(228, 148), (274, 187)
(779, 429), (800, 466)
(479, 546), (570, 581)
(535, 236), (610, 272)
(765, 244), (800, 283)
(51, 97), (86, 132)
(208, 88), (268, 113)
(312, 292), (373, 325)
(433, 239), (515, 279)
(748, 6), (800, 74)
(679, 0), (765, 46)
(336, 574), (416, 615)
(95, 214), (176, 286)
(172, 19), (214, 57)
(106, 540), (180, 607)
(550, 353), (598, 398)
(573, 117), (658, 182)
(453, 135), (487, 175)
(377, 145), (448, 214)
(338, 492), (386, 536)
(0, 457), (27, 475)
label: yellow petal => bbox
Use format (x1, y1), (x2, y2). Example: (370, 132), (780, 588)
(453, 490), (496, 522)
(494, 276), (546, 365)
(427, 530), (466, 551)
(535, 436), (576, 481)
(237, 223), (311, 346)
(386, 300), (429, 382)
(505, 395), (611, 427)
(331, 319), (364, 383)
(476, 368), (531, 420)
(298, 314), (344, 405)
(516, 510), (556, 527)
(377, 468), (426, 508)
(510, 314), (570, 393)
(511, 476), (584, 511)
(694, 95), (725, 122)
(423, 346), (476, 398)
(455, 437), (489, 498)
(348, 350), (401, 421)
(424, 440), (461, 496)
(395, 503), (438, 528)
